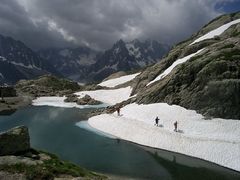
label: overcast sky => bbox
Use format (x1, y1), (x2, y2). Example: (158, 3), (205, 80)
(0, 0), (239, 50)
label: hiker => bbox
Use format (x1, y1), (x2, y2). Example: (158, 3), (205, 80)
(174, 121), (178, 132)
(0, 87), (4, 102)
(116, 106), (121, 116)
(155, 116), (159, 126)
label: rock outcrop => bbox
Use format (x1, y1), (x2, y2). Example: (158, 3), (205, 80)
(64, 94), (79, 103)
(64, 94), (102, 105)
(0, 126), (30, 156)
(0, 86), (16, 98)
(15, 75), (82, 97)
(77, 95), (102, 105)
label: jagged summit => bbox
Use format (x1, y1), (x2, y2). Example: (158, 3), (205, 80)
(39, 39), (170, 82)
(88, 39), (170, 81)
(0, 34), (60, 85)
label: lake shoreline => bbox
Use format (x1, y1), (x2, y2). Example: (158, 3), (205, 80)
(85, 119), (240, 174)
(0, 96), (33, 115)
(1, 105), (239, 179)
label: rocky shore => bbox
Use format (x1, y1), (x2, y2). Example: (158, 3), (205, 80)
(0, 96), (32, 115)
(0, 126), (106, 180)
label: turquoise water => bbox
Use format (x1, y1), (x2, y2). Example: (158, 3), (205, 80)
(0, 106), (239, 180)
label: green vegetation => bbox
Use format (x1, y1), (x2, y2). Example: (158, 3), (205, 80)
(222, 49), (240, 60)
(220, 44), (235, 49)
(21, 75), (81, 91)
(15, 75), (83, 97)
(0, 150), (106, 180)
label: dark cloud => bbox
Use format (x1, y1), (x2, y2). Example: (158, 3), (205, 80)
(0, 0), (232, 50)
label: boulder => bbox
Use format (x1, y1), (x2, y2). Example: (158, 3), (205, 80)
(87, 98), (102, 105)
(76, 95), (102, 105)
(64, 94), (79, 103)
(0, 126), (30, 156)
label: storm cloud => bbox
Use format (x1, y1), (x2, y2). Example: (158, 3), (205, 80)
(0, 0), (234, 50)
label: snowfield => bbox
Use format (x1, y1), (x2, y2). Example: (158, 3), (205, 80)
(75, 86), (133, 105)
(98, 72), (140, 88)
(32, 96), (107, 108)
(88, 103), (240, 171)
(190, 18), (240, 45)
(32, 89), (240, 171)
(148, 49), (205, 86)
(33, 86), (133, 108)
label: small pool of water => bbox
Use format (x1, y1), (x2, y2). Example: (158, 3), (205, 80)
(0, 106), (239, 180)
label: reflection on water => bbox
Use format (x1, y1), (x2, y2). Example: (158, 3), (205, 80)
(0, 106), (239, 180)
(0, 109), (17, 116)
(76, 121), (116, 139)
(147, 151), (240, 180)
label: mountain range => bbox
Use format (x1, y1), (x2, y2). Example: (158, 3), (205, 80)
(0, 34), (170, 85)
(0, 35), (60, 85)
(39, 39), (170, 82)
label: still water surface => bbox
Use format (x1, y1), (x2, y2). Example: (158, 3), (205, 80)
(0, 106), (239, 180)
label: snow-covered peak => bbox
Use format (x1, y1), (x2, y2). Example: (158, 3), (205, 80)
(126, 42), (141, 58)
(190, 18), (240, 45)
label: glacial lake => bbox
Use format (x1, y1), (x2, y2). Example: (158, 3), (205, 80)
(0, 106), (239, 180)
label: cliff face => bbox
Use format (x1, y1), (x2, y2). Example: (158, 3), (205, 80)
(130, 12), (240, 119)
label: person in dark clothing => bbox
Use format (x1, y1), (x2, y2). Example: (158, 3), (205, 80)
(174, 121), (178, 132)
(116, 107), (120, 116)
(155, 116), (159, 126)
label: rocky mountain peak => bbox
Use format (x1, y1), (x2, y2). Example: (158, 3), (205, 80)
(0, 34), (60, 85)
(88, 39), (170, 82)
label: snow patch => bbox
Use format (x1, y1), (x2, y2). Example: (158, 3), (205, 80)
(0, 73), (4, 79)
(0, 56), (7, 62)
(0, 56), (41, 70)
(126, 43), (141, 58)
(114, 47), (120, 54)
(32, 96), (108, 109)
(98, 72), (140, 88)
(10, 62), (41, 70)
(190, 19), (240, 45)
(148, 49), (205, 86)
(75, 86), (133, 105)
(89, 103), (240, 171)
